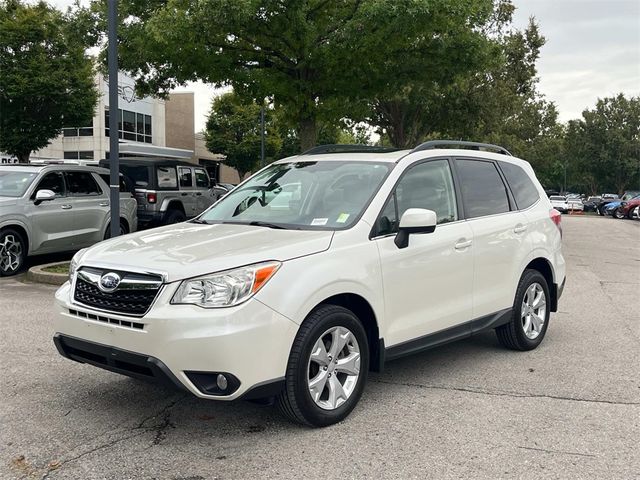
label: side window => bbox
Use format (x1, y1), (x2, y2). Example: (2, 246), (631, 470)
(34, 172), (65, 197)
(194, 168), (209, 188)
(375, 159), (457, 235)
(499, 162), (540, 209)
(179, 167), (193, 188)
(456, 159), (510, 218)
(99, 173), (127, 193)
(157, 167), (177, 189)
(65, 171), (101, 196)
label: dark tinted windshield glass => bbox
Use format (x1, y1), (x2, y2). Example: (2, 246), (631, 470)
(499, 161), (539, 209)
(199, 161), (392, 229)
(456, 159), (510, 218)
(0, 171), (37, 197)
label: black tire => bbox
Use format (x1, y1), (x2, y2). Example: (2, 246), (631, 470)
(496, 269), (551, 351)
(628, 207), (638, 220)
(597, 207), (605, 216)
(103, 220), (129, 240)
(613, 207), (625, 219)
(164, 209), (186, 225)
(276, 304), (369, 427)
(0, 228), (26, 277)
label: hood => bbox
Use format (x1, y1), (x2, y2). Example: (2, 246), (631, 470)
(78, 222), (334, 282)
(0, 196), (18, 208)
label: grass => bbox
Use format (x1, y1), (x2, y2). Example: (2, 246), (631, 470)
(42, 263), (70, 274)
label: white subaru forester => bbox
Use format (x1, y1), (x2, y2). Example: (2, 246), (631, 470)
(53, 141), (566, 427)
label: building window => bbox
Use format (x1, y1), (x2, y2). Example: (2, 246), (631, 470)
(64, 151), (94, 160)
(62, 119), (94, 137)
(105, 108), (152, 143)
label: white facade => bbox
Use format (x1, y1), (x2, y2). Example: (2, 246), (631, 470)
(32, 72), (191, 162)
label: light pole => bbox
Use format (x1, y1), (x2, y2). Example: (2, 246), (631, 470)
(260, 106), (265, 168)
(107, 0), (120, 237)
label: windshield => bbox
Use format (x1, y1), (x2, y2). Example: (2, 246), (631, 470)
(198, 161), (393, 229)
(0, 171), (37, 197)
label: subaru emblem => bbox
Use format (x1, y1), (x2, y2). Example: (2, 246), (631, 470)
(99, 272), (121, 293)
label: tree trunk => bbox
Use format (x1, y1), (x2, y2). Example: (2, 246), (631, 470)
(17, 151), (31, 163)
(299, 117), (317, 152)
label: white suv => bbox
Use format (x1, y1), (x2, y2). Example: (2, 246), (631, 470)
(53, 141), (566, 427)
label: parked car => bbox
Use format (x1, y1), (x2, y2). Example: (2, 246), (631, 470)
(217, 182), (237, 192)
(54, 141), (565, 426)
(549, 195), (568, 213)
(596, 193), (621, 215)
(566, 198), (584, 212)
(0, 164), (137, 276)
(600, 191), (640, 217)
(615, 195), (640, 219)
(99, 158), (219, 228)
(583, 196), (602, 212)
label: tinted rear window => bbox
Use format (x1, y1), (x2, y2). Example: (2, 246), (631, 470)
(120, 165), (151, 188)
(456, 159), (510, 218)
(499, 161), (540, 209)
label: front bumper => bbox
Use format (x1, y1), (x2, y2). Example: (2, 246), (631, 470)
(53, 281), (297, 400)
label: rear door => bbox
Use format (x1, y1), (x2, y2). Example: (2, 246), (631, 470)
(28, 171), (76, 252)
(178, 166), (197, 217)
(64, 170), (110, 246)
(454, 158), (530, 320)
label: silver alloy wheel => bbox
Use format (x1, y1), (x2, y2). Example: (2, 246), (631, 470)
(307, 326), (361, 410)
(521, 282), (546, 340)
(0, 234), (23, 273)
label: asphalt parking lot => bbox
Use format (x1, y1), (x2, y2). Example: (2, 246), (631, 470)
(1, 215), (638, 479)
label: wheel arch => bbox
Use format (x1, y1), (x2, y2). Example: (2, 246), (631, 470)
(0, 223), (29, 256)
(160, 198), (185, 214)
(524, 257), (558, 312)
(310, 293), (384, 373)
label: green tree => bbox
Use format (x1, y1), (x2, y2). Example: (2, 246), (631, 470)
(90, 0), (499, 150)
(0, 0), (97, 162)
(205, 92), (281, 178)
(564, 94), (640, 194)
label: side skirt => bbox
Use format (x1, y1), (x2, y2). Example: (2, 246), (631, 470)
(384, 308), (512, 363)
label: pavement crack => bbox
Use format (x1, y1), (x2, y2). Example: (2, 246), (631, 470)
(371, 379), (640, 406)
(517, 445), (596, 458)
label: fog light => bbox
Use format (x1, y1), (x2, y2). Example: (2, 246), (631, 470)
(216, 374), (228, 391)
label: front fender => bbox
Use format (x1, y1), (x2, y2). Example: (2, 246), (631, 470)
(0, 216), (32, 252)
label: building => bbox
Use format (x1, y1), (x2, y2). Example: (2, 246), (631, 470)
(29, 72), (239, 183)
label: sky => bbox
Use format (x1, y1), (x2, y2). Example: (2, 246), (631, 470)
(49, 0), (640, 131)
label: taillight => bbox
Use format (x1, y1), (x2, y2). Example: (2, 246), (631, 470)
(146, 192), (157, 204)
(550, 209), (562, 236)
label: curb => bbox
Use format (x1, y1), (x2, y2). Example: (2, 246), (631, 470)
(27, 262), (69, 286)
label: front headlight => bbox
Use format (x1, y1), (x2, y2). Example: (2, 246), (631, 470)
(69, 249), (86, 280)
(171, 261), (281, 308)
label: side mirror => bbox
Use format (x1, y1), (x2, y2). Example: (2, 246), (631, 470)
(394, 208), (437, 249)
(34, 189), (56, 205)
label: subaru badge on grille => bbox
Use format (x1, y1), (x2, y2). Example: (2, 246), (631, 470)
(98, 272), (121, 293)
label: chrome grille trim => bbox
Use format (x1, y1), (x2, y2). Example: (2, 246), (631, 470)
(73, 267), (163, 317)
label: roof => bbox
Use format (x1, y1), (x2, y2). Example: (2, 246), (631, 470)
(99, 157), (197, 167)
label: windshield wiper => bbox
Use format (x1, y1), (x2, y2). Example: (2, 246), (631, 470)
(247, 221), (287, 229)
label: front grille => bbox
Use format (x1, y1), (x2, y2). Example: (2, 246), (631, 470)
(73, 267), (163, 316)
(68, 309), (145, 330)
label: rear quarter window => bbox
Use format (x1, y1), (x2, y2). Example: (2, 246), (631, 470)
(499, 161), (540, 209)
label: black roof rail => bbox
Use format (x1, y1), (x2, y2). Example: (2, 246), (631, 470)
(302, 144), (400, 155)
(410, 140), (512, 156)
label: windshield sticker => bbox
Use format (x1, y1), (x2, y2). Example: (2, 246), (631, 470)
(336, 213), (350, 223)
(311, 218), (328, 226)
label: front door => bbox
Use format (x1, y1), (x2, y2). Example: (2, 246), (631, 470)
(374, 158), (474, 348)
(194, 167), (215, 214)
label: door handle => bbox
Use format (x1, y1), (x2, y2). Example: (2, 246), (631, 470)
(99, 202), (110, 207)
(454, 239), (472, 250)
(196, 192), (202, 196)
(181, 192), (188, 196)
(514, 224), (528, 234)
(61, 204), (72, 210)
